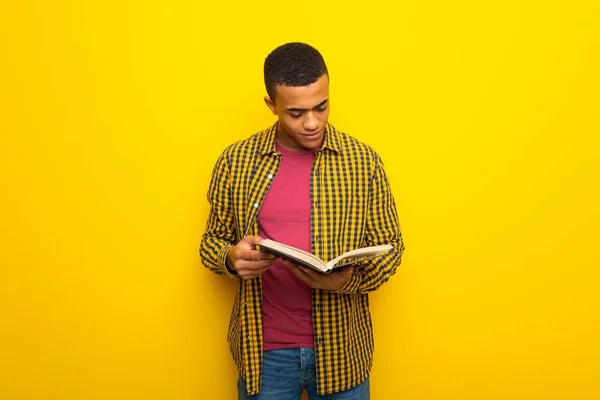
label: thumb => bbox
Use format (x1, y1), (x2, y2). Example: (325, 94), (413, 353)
(242, 235), (264, 246)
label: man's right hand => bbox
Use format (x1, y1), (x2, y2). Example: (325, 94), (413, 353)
(227, 236), (275, 280)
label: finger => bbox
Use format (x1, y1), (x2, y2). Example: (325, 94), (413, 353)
(252, 249), (277, 260)
(237, 258), (274, 271)
(237, 248), (275, 261)
(282, 260), (323, 281)
(295, 264), (321, 280)
(332, 265), (354, 277)
(283, 261), (315, 287)
(241, 235), (264, 247)
(239, 265), (271, 280)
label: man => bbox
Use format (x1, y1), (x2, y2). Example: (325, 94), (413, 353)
(200, 42), (404, 399)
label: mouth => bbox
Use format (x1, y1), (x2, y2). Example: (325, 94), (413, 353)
(300, 130), (322, 140)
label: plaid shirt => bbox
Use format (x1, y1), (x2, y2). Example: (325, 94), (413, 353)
(200, 122), (404, 396)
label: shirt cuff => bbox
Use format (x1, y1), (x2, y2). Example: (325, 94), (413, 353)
(334, 270), (361, 294)
(218, 244), (238, 278)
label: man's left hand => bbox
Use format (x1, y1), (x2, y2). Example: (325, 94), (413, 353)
(282, 259), (353, 291)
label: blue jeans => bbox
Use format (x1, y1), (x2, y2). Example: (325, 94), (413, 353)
(238, 348), (370, 400)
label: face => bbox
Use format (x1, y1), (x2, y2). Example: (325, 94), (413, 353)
(264, 74), (330, 150)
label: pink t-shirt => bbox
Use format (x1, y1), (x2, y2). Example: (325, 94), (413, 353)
(258, 143), (315, 350)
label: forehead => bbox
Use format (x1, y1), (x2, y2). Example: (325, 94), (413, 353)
(274, 74), (329, 106)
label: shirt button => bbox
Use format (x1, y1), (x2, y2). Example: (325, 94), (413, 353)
(267, 174), (273, 179)
(253, 203), (259, 208)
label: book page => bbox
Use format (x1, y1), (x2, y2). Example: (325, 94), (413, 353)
(259, 239), (327, 272)
(326, 244), (393, 270)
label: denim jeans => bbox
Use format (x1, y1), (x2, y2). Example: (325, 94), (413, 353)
(238, 348), (370, 400)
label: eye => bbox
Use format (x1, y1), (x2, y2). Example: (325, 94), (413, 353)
(290, 113), (302, 119)
(317, 107), (327, 112)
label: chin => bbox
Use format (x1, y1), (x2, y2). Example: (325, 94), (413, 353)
(297, 132), (324, 146)
(298, 139), (323, 150)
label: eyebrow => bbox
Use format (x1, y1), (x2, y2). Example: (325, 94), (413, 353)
(286, 99), (329, 113)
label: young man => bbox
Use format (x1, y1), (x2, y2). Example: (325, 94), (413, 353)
(200, 42), (404, 400)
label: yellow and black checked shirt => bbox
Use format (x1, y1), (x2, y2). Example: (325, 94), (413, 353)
(200, 122), (404, 396)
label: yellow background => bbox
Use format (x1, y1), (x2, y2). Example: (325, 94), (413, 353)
(1, 1), (599, 399)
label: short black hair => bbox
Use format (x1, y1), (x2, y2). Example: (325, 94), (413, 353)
(264, 42), (328, 101)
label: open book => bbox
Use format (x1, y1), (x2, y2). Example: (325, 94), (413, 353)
(258, 239), (394, 274)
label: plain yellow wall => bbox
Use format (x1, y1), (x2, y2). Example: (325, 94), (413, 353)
(1, 1), (599, 399)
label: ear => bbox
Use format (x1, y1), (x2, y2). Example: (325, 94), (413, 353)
(264, 96), (277, 115)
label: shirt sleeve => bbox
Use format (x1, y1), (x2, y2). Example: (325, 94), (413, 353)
(199, 150), (239, 278)
(335, 155), (404, 294)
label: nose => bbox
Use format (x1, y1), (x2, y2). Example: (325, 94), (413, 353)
(303, 111), (319, 132)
